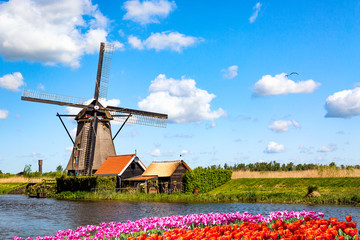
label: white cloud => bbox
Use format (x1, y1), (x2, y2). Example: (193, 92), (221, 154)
(99, 98), (121, 107)
(150, 148), (173, 157)
(128, 35), (144, 50)
(318, 144), (337, 152)
(0, 72), (24, 91)
(151, 148), (162, 157)
(264, 141), (285, 153)
(70, 128), (77, 138)
(37, 83), (45, 90)
(65, 146), (73, 151)
(123, 0), (176, 25)
(165, 133), (193, 138)
(118, 29), (125, 37)
(30, 152), (44, 158)
(180, 149), (192, 155)
(138, 74), (226, 124)
(0, 0), (119, 67)
(0, 110), (9, 119)
(299, 144), (313, 154)
(253, 73), (320, 96)
(325, 87), (360, 118)
(268, 120), (300, 133)
(249, 2), (262, 23)
(222, 65), (238, 79)
(113, 41), (125, 51)
(128, 32), (202, 52)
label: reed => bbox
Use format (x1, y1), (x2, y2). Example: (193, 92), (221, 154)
(231, 169), (360, 179)
(0, 176), (44, 183)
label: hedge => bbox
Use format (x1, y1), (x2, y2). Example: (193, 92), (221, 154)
(56, 176), (117, 192)
(182, 169), (232, 193)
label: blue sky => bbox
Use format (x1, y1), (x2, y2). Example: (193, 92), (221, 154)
(1, 0), (360, 173)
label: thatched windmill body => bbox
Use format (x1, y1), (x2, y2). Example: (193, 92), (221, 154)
(21, 42), (168, 176)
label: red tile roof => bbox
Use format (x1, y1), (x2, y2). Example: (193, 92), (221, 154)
(94, 154), (146, 176)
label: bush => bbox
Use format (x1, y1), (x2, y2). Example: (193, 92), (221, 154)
(182, 169), (232, 193)
(307, 185), (318, 194)
(56, 176), (116, 192)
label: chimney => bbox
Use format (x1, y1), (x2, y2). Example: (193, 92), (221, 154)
(38, 160), (43, 175)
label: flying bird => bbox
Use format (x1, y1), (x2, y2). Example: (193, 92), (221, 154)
(286, 72), (299, 77)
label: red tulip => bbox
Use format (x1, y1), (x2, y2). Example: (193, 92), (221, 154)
(345, 216), (352, 222)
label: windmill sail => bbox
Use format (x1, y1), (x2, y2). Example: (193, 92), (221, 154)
(107, 105), (167, 128)
(21, 87), (87, 108)
(98, 43), (114, 100)
(94, 42), (114, 101)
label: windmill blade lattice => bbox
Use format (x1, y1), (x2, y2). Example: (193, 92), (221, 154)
(111, 112), (167, 128)
(21, 87), (87, 108)
(98, 43), (114, 100)
(107, 105), (168, 128)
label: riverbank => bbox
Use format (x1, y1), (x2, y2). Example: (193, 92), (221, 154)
(0, 176), (55, 194)
(231, 169), (360, 178)
(50, 177), (360, 205)
(0, 183), (28, 194)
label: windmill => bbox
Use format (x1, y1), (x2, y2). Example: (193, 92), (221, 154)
(21, 42), (168, 176)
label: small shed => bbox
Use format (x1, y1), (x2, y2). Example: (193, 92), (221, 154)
(94, 154), (146, 188)
(124, 160), (191, 193)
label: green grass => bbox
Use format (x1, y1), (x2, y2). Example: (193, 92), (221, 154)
(49, 177), (360, 205)
(210, 177), (360, 195)
(0, 183), (28, 194)
(207, 177), (360, 204)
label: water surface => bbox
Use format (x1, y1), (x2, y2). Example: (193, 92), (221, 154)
(1, 195), (360, 239)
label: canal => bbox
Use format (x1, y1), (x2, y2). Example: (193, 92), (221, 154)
(1, 194), (360, 239)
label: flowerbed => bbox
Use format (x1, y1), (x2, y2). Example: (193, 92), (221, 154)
(13, 211), (359, 240)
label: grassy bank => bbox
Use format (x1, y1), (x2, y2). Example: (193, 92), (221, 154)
(208, 177), (360, 205)
(0, 183), (28, 194)
(50, 177), (360, 205)
(0, 176), (55, 194)
(231, 169), (360, 178)
(51, 191), (215, 202)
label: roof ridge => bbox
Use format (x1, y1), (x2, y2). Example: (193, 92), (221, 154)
(110, 154), (136, 157)
(152, 160), (180, 163)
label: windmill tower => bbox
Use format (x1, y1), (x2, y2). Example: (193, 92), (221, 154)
(21, 42), (168, 176)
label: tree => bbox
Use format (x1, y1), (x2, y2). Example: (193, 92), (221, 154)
(23, 164), (32, 177)
(329, 162), (337, 168)
(295, 164), (304, 171)
(0, 169), (2, 174)
(56, 165), (63, 172)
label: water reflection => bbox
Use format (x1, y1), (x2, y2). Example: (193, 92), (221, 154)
(1, 195), (360, 239)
